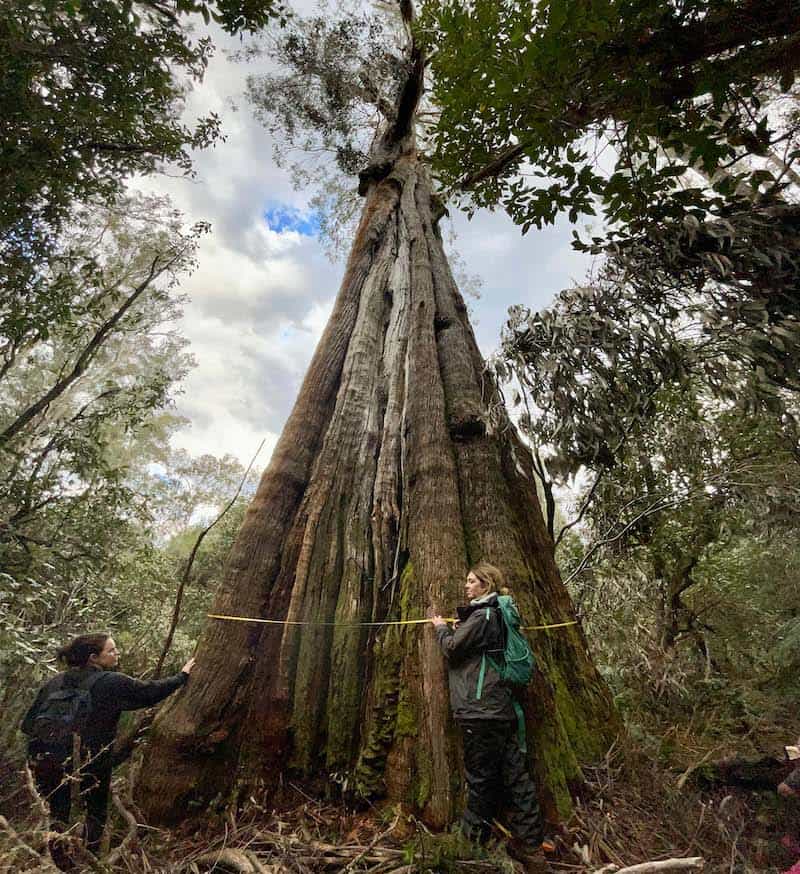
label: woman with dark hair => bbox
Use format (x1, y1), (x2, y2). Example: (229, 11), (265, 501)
(432, 562), (551, 870)
(22, 632), (194, 862)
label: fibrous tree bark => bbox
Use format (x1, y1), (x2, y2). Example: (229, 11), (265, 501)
(135, 2), (619, 827)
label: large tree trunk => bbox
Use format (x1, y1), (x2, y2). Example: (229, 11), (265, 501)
(134, 147), (619, 826)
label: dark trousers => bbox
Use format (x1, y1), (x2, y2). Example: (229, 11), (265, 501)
(459, 719), (543, 848)
(29, 744), (112, 854)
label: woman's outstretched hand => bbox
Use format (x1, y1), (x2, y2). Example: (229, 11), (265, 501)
(431, 615), (447, 628)
(181, 657), (196, 675)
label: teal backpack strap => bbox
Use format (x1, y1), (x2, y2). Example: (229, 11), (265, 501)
(475, 608), (491, 700)
(476, 653), (487, 700)
(512, 700), (527, 753)
(475, 607), (492, 700)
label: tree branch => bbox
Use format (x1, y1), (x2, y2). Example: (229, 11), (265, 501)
(593, 857), (704, 874)
(0, 249), (184, 448)
(1, 388), (122, 531)
(389, 45), (425, 144)
(555, 467), (605, 548)
(460, 142), (529, 189)
(635, 0), (799, 70)
(153, 439), (265, 678)
(456, 2), (800, 189)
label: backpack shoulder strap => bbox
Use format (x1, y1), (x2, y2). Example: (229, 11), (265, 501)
(476, 653), (487, 700)
(77, 670), (106, 693)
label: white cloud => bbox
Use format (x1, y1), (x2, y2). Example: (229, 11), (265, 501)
(448, 210), (592, 356)
(171, 408), (277, 466)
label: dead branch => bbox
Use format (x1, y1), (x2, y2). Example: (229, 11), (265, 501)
(24, 763), (50, 827)
(154, 437), (265, 677)
(191, 848), (284, 873)
(0, 814), (59, 871)
(675, 747), (721, 790)
(594, 857), (705, 874)
(342, 811), (400, 873)
(106, 787), (139, 866)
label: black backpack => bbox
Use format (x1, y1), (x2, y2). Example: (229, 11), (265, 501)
(27, 672), (104, 745)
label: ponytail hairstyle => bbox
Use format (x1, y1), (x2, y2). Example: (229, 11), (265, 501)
(468, 561), (507, 595)
(56, 633), (110, 668)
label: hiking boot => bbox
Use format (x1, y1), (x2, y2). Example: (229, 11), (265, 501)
(506, 839), (551, 873)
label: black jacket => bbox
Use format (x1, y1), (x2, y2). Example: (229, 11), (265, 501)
(23, 667), (187, 756)
(436, 593), (515, 722)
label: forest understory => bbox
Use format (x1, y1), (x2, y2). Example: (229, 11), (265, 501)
(2, 693), (796, 873)
(3, 0), (800, 871)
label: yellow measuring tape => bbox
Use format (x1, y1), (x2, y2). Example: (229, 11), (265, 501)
(207, 613), (577, 631)
(521, 620), (578, 631)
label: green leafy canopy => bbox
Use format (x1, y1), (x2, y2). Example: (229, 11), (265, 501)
(420, 0), (800, 237)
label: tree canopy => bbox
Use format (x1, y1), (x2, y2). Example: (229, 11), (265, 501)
(421, 0), (800, 234)
(421, 0), (800, 477)
(0, 0), (287, 271)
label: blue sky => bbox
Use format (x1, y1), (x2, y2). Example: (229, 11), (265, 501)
(264, 204), (321, 236)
